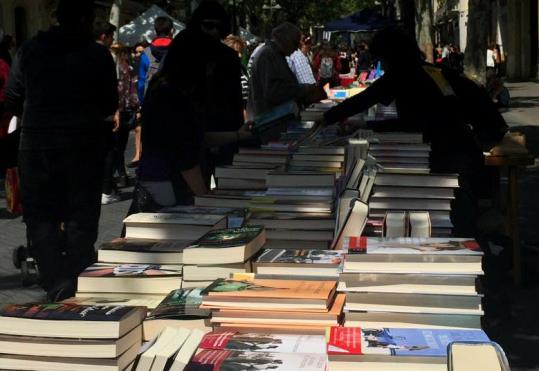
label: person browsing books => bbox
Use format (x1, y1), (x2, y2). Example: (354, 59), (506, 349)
(248, 22), (326, 119)
(323, 27), (508, 236)
(6, 0), (118, 301)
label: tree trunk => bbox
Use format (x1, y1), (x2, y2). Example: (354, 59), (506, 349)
(109, 0), (122, 41)
(464, 0), (491, 84)
(415, 0), (434, 63)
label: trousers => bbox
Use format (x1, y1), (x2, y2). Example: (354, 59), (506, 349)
(18, 146), (105, 290)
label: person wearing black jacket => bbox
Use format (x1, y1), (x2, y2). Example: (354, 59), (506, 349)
(6, 0), (118, 301)
(324, 27), (507, 237)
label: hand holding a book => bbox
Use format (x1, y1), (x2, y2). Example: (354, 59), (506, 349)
(237, 123), (254, 142)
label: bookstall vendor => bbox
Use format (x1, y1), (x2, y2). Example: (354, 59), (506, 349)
(324, 27), (508, 236)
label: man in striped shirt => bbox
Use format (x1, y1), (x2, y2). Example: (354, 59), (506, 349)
(287, 34), (316, 84)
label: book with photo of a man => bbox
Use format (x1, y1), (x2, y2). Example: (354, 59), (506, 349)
(185, 349), (328, 371)
(198, 332), (326, 354)
(326, 327), (489, 363)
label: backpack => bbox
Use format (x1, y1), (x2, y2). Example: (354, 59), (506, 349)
(319, 57), (334, 79)
(143, 47), (166, 94)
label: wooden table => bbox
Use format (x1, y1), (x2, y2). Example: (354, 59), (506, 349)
(485, 154), (535, 286)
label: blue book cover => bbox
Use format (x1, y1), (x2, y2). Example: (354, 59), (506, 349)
(362, 328), (489, 357)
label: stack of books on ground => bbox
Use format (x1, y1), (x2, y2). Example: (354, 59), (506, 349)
(143, 288), (212, 341)
(232, 148), (289, 168)
(0, 303), (145, 371)
(132, 327), (208, 371)
(123, 213), (227, 241)
(185, 331), (329, 370)
(367, 172), (458, 236)
(326, 326), (490, 371)
(181, 226), (266, 288)
(339, 237), (484, 329)
(201, 277), (341, 334)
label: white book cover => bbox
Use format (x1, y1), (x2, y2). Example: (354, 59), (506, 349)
(344, 237), (483, 256)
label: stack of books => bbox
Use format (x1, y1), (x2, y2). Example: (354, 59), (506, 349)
(339, 237), (484, 330)
(123, 213), (227, 241)
(369, 142), (431, 170)
(181, 226), (266, 288)
(367, 172), (458, 236)
(289, 146), (345, 175)
(158, 205), (249, 229)
(0, 303), (145, 371)
(232, 148), (289, 167)
(185, 331), (329, 371)
(214, 164), (278, 190)
(201, 277), (342, 334)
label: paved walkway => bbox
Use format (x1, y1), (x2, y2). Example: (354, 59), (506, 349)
(0, 82), (538, 369)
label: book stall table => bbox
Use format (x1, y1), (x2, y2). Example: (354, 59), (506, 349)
(485, 153), (535, 286)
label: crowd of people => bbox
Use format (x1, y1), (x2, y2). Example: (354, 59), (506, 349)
(0, 0), (508, 303)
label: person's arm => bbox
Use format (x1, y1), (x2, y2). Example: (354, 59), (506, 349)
(324, 74), (393, 125)
(137, 52), (149, 103)
(5, 49), (24, 116)
(181, 165), (208, 196)
(204, 125), (252, 147)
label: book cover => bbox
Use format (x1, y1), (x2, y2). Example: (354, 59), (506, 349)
(0, 303), (137, 322)
(193, 226), (264, 247)
(327, 327), (489, 357)
(147, 289), (210, 320)
(99, 238), (190, 253)
(185, 349), (328, 371)
(345, 237), (482, 255)
(256, 249), (343, 265)
(201, 278), (335, 301)
(199, 332), (326, 354)
(79, 263), (182, 277)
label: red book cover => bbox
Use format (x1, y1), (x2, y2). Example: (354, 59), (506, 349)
(345, 236), (367, 254)
(199, 332), (236, 350)
(326, 327), (362, 355)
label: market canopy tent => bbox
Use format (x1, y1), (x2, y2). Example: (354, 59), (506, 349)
(324, 8), (393, 33)
(118, 5), (185, 46)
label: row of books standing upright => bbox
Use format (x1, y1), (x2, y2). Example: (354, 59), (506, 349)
(0, 103), (510, 371)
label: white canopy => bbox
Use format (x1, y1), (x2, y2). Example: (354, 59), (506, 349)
(118, 5), (185, 46)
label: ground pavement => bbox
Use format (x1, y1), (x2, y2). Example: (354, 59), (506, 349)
(0, 81), (538, 369)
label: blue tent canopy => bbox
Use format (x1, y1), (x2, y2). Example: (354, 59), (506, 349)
(325, 8), (393, 32)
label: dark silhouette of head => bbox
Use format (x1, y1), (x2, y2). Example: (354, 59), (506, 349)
(370, 27), (424, 70)
(93, 21), (116, 48)
(154, 16), (174, 38)
(188, 0), (231, 41)
(271, 22), (301, 56)
(56, 0), (95, 34)
(153, 29), (210, 97)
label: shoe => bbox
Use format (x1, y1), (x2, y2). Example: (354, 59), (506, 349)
(101, 192), (121, 205)
(127, 160), (139, 168)
(46, 279), (76, 302)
